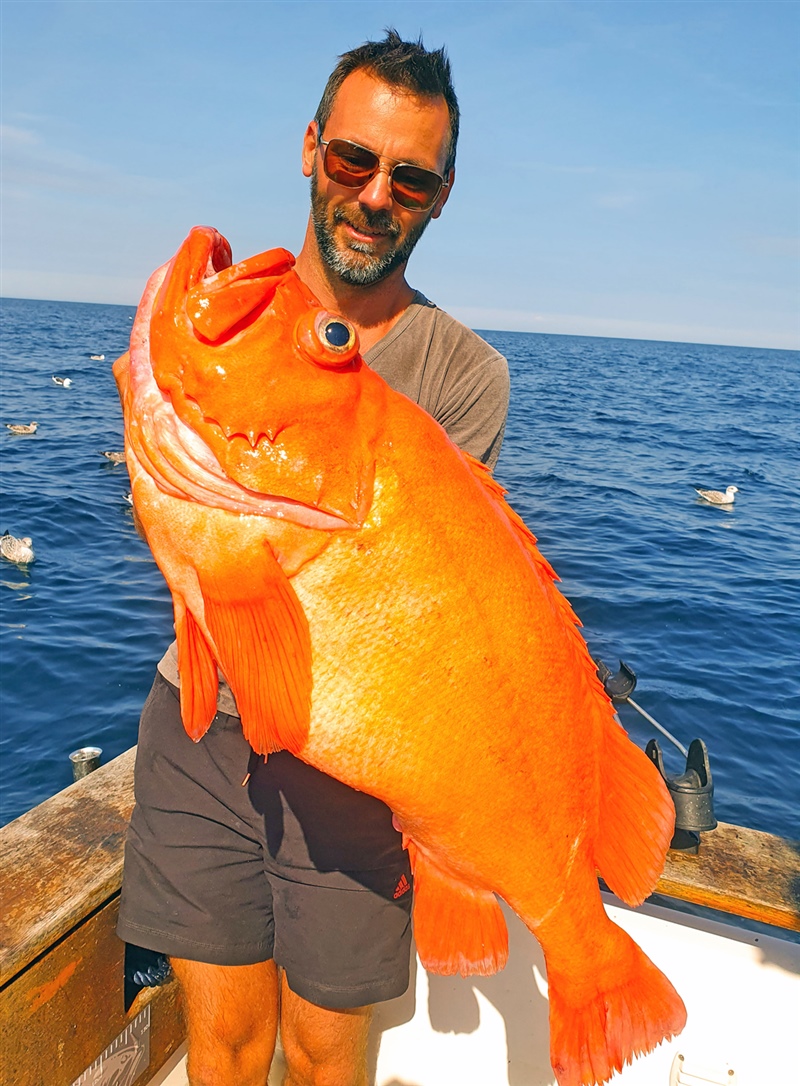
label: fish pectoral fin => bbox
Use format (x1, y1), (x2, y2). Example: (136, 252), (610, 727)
(406, 840), (508, 976)
(174, 597), (220, 741)
(198, 558), (311, 757)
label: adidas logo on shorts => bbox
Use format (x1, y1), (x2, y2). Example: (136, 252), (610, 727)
(393, 874), (411, 899)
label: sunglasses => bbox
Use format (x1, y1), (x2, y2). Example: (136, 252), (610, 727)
(318, 135), (449, 213)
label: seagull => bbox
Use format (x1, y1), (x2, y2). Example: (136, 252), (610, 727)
(99, 450), (126, 464)
(1, 531), (35, 564)
(124, 491), (133, 505)
(52, 376), (72, 387)
(90, 354), (105, 361)
(5, 422), (38, 435)
(694, 485), (739, 505)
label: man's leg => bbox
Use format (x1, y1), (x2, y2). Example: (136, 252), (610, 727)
(279, 971), (372, 1086)
(171, 958), (280, 1086)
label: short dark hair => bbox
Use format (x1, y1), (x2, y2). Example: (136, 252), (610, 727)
(314, 28), (460, 174)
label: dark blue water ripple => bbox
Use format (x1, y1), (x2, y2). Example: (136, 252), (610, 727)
(485, 329), (800, 843)
(1, 301), (798, 846)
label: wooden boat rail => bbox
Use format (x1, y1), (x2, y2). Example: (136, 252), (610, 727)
(1, 747), (798, 1086)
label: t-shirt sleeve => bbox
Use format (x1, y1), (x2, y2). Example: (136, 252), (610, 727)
(420, 307), (510, 470)
(431, 347), (509, 470)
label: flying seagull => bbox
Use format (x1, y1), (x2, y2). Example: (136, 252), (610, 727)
(694, 485), (739, 505)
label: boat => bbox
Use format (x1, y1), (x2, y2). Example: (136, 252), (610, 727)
(1, 732), (798, 1086)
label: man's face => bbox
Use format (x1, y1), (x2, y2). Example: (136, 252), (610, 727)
(302, 70), (453, 287)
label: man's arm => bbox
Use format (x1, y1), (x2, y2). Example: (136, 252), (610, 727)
(431, 348), (509, 470)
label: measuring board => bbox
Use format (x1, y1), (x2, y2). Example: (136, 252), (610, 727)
(70, 1004), (150, 1086)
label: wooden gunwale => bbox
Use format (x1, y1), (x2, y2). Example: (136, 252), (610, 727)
(0, 746), (798, 1085)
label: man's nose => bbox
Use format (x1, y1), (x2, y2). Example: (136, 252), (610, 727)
(358, 165), (395, 213)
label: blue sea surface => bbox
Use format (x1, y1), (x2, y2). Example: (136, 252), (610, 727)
(1, 298), (798, 845)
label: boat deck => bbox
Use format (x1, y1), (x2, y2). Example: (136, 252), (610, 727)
(1, 748), (798, 1086)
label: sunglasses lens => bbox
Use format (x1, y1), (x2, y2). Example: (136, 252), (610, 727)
(390, 165), (442, 211)
(321, 139), (444, 212)
(323, 140), (379, 188)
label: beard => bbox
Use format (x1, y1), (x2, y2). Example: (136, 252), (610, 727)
(310, 166), (432, 287)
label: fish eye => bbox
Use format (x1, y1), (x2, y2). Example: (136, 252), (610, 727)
(295, 309), (360, 368)
(322, 320), (352, 349)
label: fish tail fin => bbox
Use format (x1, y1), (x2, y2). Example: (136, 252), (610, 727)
(544, 909), (686, 1086)
(174, 598), (219, 741)
(406, 839), (508, 976)
(595, 712), (675, 905)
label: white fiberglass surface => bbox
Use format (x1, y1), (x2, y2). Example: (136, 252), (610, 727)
(371, 897), (800, 1086)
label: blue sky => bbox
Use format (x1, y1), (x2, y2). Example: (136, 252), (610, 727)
(2, 0), (798, 348)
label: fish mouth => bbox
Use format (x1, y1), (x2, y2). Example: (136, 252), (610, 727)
(133, 387), (355, 531)
(133, 232), (371, 532)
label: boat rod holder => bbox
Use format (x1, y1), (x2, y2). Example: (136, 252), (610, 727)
(596, 660), (717, 854)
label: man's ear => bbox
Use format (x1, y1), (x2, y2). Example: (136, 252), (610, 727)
(431, 167), (455, 220)
(301, 121), (318, 179)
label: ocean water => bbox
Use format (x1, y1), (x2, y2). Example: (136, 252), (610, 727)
(1, 297), (798, 846)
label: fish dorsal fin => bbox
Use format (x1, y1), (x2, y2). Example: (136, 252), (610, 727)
(405, 838), (508, 976)
(463, 452), (559, 576)
(195, 545), (312, 756)
(464, 451), (583, 630)
(174, 596), (220, 741)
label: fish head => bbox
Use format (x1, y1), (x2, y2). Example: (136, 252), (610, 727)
(147, 226), (377, 525)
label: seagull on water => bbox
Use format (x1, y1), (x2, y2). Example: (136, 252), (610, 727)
(6, 422), (38, 435)
(52, 376), (72, 387)
(99, 450), (126, 464)
(694, 485), (739, 505)
(90, 354), (105, 361)
(1, 531), (35, 564)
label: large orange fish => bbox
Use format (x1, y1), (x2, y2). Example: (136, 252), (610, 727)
(114, 226), (686, 1086)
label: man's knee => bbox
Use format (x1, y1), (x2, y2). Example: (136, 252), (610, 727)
(279, 974), (372, 1086)
(281, 1034), (370, 1086)
(171, 957), (280, 1086)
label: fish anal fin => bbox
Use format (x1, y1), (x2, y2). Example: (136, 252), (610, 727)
(174, 597), (219, 741)
(406, 840), (508, 976)
(595, 716), (675, 905)
(198, 561), (311, 756)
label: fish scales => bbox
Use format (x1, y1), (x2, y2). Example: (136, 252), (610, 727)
(115, 227), (686, 1086)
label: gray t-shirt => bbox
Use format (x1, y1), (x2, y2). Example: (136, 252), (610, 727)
(364, 291), (508, 470)
(157, 292), (510, 711)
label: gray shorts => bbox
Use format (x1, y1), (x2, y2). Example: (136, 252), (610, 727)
(118, 673), (413, 1009)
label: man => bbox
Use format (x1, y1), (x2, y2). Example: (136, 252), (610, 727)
(118, 30), (509, 1086)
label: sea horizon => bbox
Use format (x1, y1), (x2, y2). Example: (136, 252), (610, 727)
(2, 294), (796, 355)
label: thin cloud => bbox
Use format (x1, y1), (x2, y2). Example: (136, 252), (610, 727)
(743, 235), (800, 260)
(447, 304), (799, 352)
(2, 123), (173, 198)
